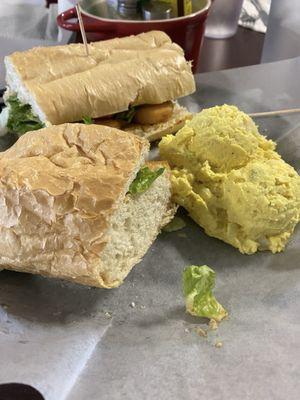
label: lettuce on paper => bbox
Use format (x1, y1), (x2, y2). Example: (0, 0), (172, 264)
(163, 216), (186, 232)
(183, 265), (227, 322)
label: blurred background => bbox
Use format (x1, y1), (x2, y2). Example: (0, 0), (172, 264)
(0, 0), (300, 88)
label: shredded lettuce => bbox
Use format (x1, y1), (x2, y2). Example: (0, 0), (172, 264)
(83, 107), (136, 125)
(183, 265), (228, 322)
(6, 95), (44, 136)
(129, 166), (165, 195)
(163, 216), (186, 232)
(82, 116), (94, 124)
(115, 106), (136, 123)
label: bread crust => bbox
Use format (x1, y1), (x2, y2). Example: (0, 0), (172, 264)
(5, 31), (195, 124)
(0, 123), (149, 287)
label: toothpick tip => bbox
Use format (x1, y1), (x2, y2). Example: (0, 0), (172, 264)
(76, 3), (89, 57)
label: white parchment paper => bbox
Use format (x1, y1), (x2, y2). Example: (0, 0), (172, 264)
(0, 57), (300, 400)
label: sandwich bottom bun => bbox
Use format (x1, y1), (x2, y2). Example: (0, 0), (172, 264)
(125, 103), (192, 142)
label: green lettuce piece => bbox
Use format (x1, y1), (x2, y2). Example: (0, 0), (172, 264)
(82, 116), (94, 124)
(183, 265), (228, 322)
(129, 166), (165, 195)
(6, 95), (44, 136)
(115, 106), (136, 123)
(163, 216), (186, 232)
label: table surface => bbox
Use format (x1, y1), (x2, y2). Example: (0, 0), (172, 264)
(0, 57), (300, 400)
(74, 26), (265, 74)
(198, 27), (265, 73)
(262, 0), (300, 63)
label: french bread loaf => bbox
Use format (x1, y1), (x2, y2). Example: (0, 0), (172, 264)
(5, 31), (195, 126)
(0, 123), (176, 287)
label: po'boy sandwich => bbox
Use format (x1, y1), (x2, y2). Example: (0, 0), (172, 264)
(0, 31), (195, 142)
(0, 123), (176, 288)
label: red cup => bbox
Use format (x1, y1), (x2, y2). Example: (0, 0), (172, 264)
(57, 1), (211, 73)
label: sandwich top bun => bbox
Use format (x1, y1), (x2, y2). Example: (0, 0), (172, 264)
(5, 31), (195, 125)
(0, 123), (175, 287)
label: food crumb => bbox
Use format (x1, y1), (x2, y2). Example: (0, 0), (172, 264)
(53, 311), (62, 316)
(177, 232), (187, 238)
(184, 328), (190, 333)
(196, 327), (207, 337)
(209, 319), (218, 331)
(215, 341), (223, 348)
(130, 302), (136, 308)
(104, 311), (112, 318)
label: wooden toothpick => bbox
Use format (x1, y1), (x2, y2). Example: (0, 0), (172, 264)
(249, 108), (300, 118)
(76, 3), (89, 56)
